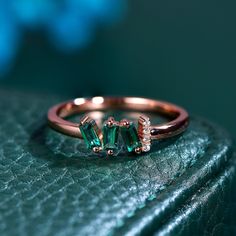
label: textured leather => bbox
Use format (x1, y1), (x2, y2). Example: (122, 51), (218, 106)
(0, 89), (235, 236)
(154, 155), (236, 236)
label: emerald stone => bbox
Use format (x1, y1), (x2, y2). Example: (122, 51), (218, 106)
(103, 123), (119, 150)
(120, 122), (142, 152)
(79, 119), (102, 150)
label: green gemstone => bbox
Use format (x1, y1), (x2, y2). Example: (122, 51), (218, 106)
(79, 119), (102, 150)
(120, 123), (142, 152)
(103, 124), (119, 150)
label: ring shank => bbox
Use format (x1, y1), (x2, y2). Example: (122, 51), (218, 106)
(48, 97), (189, 140)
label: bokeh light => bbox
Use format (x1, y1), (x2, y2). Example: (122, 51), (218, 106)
(0, 0), (126, 76)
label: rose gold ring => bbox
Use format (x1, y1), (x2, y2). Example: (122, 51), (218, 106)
(48, 97), (189, 156)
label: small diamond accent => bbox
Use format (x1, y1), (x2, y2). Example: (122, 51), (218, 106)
(138, 115), (152, 153)
(143, 121), (151, 126)
(143, 128), (150, 134)
(142, 145), (151, 152)
(143, 137), (150, 143)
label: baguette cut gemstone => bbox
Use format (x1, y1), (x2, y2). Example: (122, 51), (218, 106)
(79, 119), (102, 150)
(120, 121), (142, 152)
(103, 123), (119, 150)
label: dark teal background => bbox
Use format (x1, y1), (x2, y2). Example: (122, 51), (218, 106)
(1, 0), (235, 137)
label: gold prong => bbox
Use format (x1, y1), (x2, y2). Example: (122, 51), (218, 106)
(134, 147), (142, 154)
(107, 149), (114, 156)
(80, 115), (90, 125)
(139, 115), (149, 124)
(120, 119), (130, 128)
(93, 146), (102, 153)
(138, 115), (151, 153)
(107, 117), (115, 127)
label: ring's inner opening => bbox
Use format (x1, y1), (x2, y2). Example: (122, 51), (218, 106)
(57, 97), (180, 123)
(68, 111), (169, 127)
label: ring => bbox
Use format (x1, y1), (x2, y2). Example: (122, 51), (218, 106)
(47, 97), (189, 156)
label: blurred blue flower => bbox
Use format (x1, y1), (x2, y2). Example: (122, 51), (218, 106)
(0, 0), (126, 76)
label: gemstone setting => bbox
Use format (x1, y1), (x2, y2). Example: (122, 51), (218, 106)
(79, 116), (103, 152)
(103, 117), (119, 156)
(120, 119), (142, 153)
(138, 115), (151, 152)
(79, 115), (152, 156)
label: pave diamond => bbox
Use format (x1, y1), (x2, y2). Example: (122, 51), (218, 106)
(138, 115), (151, 152)
(142, 145), (151, 152)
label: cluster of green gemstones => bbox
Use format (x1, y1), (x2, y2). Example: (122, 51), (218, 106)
(79, 116), (151, 156)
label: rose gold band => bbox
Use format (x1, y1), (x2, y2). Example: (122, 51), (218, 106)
(47, 97), (189, 140)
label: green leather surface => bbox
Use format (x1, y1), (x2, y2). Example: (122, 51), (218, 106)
(154, 156), (236, 236)
(0, 89), (235, 236)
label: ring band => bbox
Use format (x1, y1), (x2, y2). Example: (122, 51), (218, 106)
(48, 97), (189, 155)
